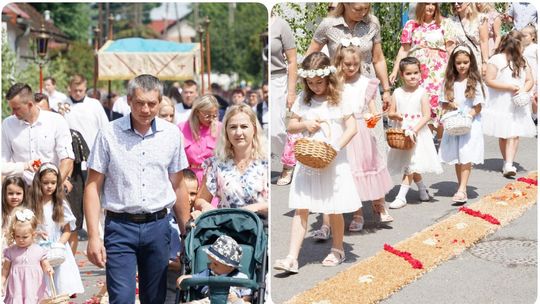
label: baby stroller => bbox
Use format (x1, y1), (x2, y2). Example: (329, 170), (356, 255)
(176, 208), (268, 304)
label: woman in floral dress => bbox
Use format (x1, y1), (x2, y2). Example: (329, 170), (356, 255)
(389, 3), (456, 132)
(449, 2), (489, 74)
(193, 104), (268, 218)
(476, 2), (502, 57)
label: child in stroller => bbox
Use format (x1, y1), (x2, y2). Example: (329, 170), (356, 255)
(177, 235), (251, 304)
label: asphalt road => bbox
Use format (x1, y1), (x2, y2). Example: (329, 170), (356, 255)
(270, 134), (537, 303)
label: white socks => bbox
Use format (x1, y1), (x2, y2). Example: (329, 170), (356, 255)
(396, 184), (410, 202)
(415, 180), (426, 191)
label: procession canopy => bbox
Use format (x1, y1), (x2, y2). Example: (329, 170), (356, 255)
(97, 37), (201, 81)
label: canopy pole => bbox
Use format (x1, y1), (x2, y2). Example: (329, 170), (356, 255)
(93, 27), (100, 99)
(204, 16), (211, 92)
(198, 26), (205, 95)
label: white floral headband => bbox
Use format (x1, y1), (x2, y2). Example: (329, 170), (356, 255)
(15, 209), (35, 222)
(298, 66), (337, 78)
(339, 37), (362, 48)
(452, 45), (471, 55)
(39, 162), (59, 174)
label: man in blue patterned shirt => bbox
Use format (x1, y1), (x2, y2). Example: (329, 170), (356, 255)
(84, 74), (190, 303)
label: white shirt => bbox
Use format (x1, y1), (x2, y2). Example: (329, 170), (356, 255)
(63, 96), (109, 151)
(1, 109), (74, 183)
(112, 96), (131, 116)
(175, 102), (191, 124)
(46, 90), (68, 112)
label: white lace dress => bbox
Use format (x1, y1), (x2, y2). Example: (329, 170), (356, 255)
(387, 87), (443, 175)
(482, 54), (536, 138)
(39, 200), (84, 295)
(288, 95), (362, 214)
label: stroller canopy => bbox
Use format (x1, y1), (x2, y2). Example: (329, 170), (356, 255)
(97, 37), (200, 81)
(185, 208), (267, 264)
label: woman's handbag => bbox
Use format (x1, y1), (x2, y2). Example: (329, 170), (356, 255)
(440, 110), (473, 136)
(294, 121), (337, 169)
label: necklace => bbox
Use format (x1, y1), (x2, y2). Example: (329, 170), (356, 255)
(234, 158), (252, 172)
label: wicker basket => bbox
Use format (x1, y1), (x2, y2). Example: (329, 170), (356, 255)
(40, 274), (70, 304)
(386, 128), (415, 150)
(512, 92), (530, 107)
(46, 243), (66, 267)
(440, 110), (472, 136)
(294, 121), (337, 169)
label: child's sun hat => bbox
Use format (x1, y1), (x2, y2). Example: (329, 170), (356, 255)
(204, 235), (243, 268)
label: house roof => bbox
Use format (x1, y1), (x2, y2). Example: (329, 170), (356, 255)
(2, 3), (69, 42)
(148, 19), (177, 35)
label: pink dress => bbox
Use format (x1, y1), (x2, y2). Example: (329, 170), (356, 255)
(343, 76), (393, 201)
(179, 121), (222, 183)
(3, 244), (48, 304)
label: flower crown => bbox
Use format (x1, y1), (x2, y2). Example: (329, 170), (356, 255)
(15, 209), (35, 222)
(339, 37), (362, 48)
(298, 66), (337, 78)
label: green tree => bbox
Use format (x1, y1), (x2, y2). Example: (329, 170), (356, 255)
(272, 3), (328, 55)
(30, 3), (94, 42)
(196, 3), (267, 85)
(2, 30), (17, 118)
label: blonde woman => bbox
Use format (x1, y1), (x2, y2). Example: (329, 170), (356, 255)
(178, 94), (221, 183)
(193, 104), (268, 217)
(450, 2), (489, 74)
(476, 3), (502, 57)
(158, 96), (176, 123)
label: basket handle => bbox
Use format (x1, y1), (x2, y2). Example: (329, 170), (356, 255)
(307, 120), (332, 141)
(49, 272), (57, 297)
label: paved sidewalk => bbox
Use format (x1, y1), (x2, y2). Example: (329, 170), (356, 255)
(270, 135), (537, 303)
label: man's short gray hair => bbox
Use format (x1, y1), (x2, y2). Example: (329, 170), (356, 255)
(127, 74), (163, 100)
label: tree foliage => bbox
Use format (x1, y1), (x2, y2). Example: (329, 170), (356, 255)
(195, 3), (267, 86)
(30, 3), (93, 42)
(273, 2), (514, 77)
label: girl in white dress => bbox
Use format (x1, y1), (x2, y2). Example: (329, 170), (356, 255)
(483, 30), (536, 177)
(273, 52), (360, 273)
(30, 163), (84, 296)
(521, 25), (538, 123)
(439, 44), (485, 203)
(388, 57), (443, 209)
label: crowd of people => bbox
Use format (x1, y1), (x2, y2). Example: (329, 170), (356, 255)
(272, 2), (537, 274)
(0, 1), (537, 303)
(1, 68), (268, 302)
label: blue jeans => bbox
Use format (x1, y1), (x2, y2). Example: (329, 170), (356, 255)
(104, 216), (170, 304)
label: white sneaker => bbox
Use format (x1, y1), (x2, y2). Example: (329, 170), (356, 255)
(389, 198), (407, 209)
(503, 163), (516, 177)
(419, 188), (430, 201)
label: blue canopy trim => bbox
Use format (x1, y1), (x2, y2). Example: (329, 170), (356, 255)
(104, 37), (197, 53)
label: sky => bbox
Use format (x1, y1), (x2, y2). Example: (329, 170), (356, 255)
(150, 3), (190, 20)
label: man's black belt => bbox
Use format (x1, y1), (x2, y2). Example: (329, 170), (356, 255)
(106, 208), (167, 223)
